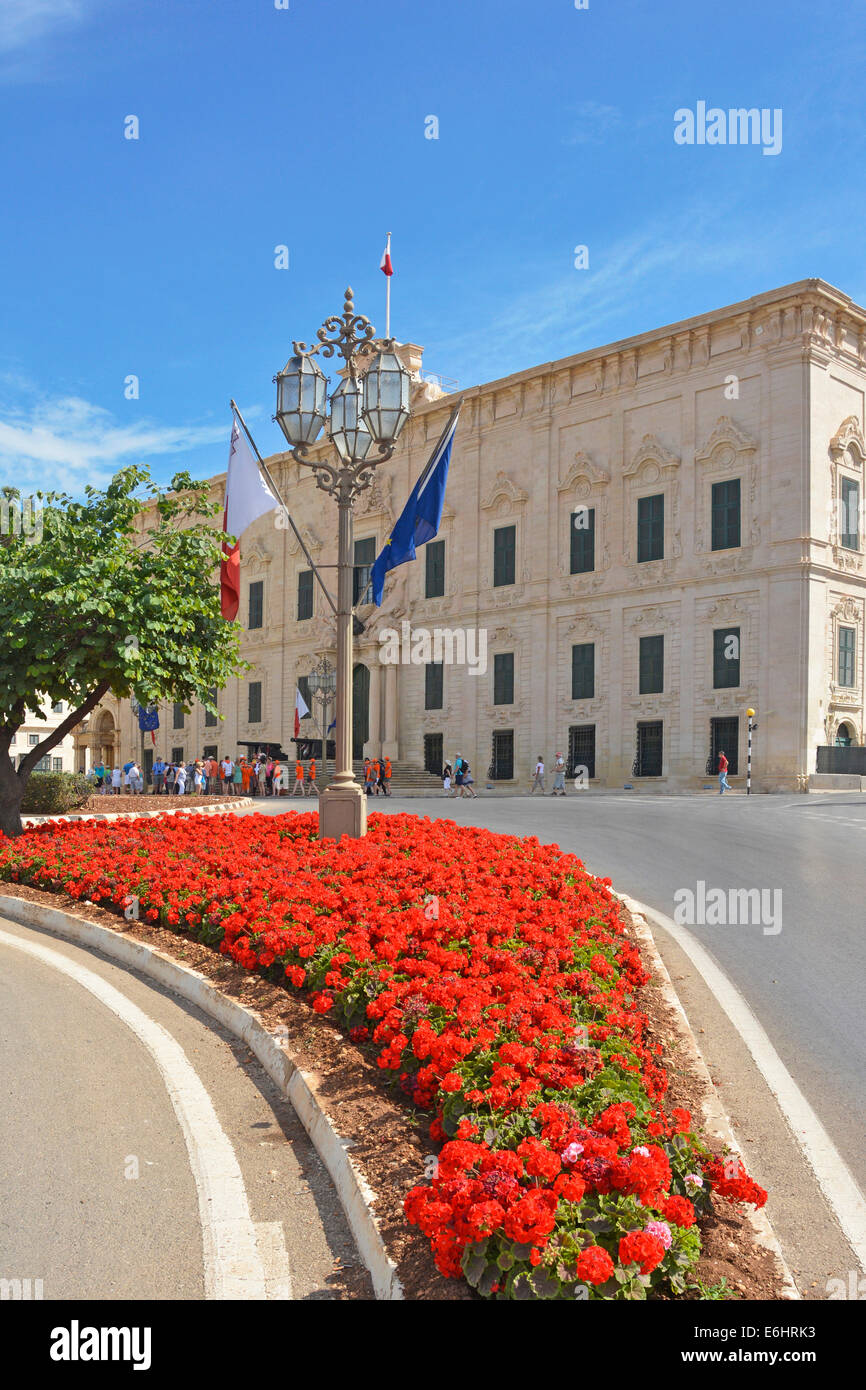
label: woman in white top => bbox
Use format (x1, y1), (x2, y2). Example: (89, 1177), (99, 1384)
(272, 761), (284, 796)
(111, 767), (122, 793)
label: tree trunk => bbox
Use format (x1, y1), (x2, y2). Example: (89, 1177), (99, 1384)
(0, 756), (25, 839)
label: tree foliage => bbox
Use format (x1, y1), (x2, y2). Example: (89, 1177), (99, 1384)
(0, 466), (244, 835)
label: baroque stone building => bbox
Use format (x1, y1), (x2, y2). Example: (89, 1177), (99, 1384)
(79, 279), (866, 792)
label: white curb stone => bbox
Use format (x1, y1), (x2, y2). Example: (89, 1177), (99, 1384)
(0, 894), (403, 1301)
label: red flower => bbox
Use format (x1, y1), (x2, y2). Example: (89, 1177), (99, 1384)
(618, 1230), (666, 1275)
(576, 1246), (615, 1286)
(661, 1195), (695, 1228)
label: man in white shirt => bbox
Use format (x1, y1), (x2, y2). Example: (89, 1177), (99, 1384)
(220, 757), (233, 795)
(530, 756), (545, 794)
(174, 763), (187, 794)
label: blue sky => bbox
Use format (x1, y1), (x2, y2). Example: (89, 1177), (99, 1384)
(1, 0), (864, 495)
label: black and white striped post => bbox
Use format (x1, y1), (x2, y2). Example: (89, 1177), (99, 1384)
(746, 708), (755, 796)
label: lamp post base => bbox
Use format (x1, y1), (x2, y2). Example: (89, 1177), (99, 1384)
(318, 783), (367, 841)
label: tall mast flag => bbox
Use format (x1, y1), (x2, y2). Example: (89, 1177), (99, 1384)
(220, 418), (280, 620)
(380, 238), (393, 276)
(370, 402), (461, 606)
(294, 687), (310, 739)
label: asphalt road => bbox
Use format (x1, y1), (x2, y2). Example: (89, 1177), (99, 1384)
(0, 917), (368, 1301)
(239, 788), (866, 1298)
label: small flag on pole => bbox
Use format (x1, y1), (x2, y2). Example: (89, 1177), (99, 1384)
(380, 239), (393, 276)
(294, 687), (310, 739)
(220, 418), (280, 621)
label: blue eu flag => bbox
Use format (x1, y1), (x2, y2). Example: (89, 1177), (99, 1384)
(138, 706), (159, 733)
(370, 402), (460, 606)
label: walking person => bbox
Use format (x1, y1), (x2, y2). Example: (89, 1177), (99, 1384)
(272, 759), (285, 797)
(460, 757), (477, 798)
(382, 756), (392, 796)
(442, 761), (452, 796)
(307, 757), (318, 797)
(551, 752), (566, 797)
(530, 755), (545, 794)
(718, 749), (733, 795)
(292, 759), (306, 796)
(454, 760), (464, 797)
(364, 759), (376, 797)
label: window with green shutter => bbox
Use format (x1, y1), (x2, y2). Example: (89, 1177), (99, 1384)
(205, 686), (218, 727)
(297, 569), (313, 620)
(248, 681), (262, 723)
(713, 627), (741, 688)
(711, 479), (741, 551)
(353, 537), (376, 605)
(493, 525), (516, 587)
(838, 627), (856, 687)
(639, 635), (664, 694)
(637, 495), (664, 562)
(493, 653), (514, 705)
(173, 702), (184, 729)
(425, 539), (445, 598)
(570, 507), (595, 574)
(571, 643), (595, 700)
(841, 478), (860, 551)
(425, 662), (444, 710)
(248, 580), (264, 629)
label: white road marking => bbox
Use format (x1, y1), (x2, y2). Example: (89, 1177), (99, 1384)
(0, 927), (292, 1300)
(619, 896), (866, 1276)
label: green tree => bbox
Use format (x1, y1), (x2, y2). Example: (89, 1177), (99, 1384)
(0, 467), (244, 837)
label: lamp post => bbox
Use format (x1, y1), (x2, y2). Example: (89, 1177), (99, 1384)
(274, 287), (411, 840)
(308, 656), (336, 790)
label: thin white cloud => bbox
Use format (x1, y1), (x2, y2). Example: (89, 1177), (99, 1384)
(561, 101), (625, 146)
(0, 0), (87, 55)
(0, 393), (227, 495)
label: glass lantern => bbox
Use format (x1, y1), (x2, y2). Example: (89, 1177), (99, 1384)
(274, 354), (327, 446)
(362, 350), (411, 444)
(329, 375), (374, 462)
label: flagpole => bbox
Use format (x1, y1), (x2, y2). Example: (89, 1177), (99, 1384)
(385, 232), (391, 339)
(229, 400), (337, 616)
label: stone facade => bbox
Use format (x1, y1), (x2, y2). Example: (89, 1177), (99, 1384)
(79, 279), (866, 791)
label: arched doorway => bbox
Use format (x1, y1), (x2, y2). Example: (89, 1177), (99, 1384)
(94, 710), (117, 766)
(835, 722), (854, 747)
(352, 664), (369, 761)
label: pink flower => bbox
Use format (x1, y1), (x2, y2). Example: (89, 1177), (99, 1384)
(684, 1172), (705, 1191)
(645, 1220), (672, 1249)
(561, 1142), (584, 1164)
(632, 1146), (650, 1156)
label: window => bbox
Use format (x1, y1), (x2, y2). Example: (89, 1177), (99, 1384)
(570, 506), (595, 575)
(633, 721), (663, 777)
(51, 701), (64, 714)
(838, 626), (856, 687)
(425, 662), (443, 710)
(8, 734), (14, 747)
(637, 494), (664, 563)
(571, 643), (595, 700)
(713, 627), (741, 689)
(248, 681), (262, 723)
(424, 733), (443, 776)
(173, 702), (184, 729)
(28, 734), (38, 746)
(493, 653), (514, 705)
(297, 569), (314, 620)
(298, 675), (312, 716)
(708, 718), (739, 776)
(639, 635), (664, 694)
(205, 686), (218, 727)
(52, 757), (63, 771)
(425, 540), (445, 598)
(711, 479), (741, 551)
(841, 478), (860, 551)
(568, 725), (596, 779)
(491, 730), (514, 780)
(248, 580), (264, 629)
(493, 525), (516, 587)
(353, 537), (376, 605)
(203, 744), (218, 761)
(171, 746), (184, 765)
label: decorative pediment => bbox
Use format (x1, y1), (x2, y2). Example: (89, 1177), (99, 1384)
(829, 416), (866, 463)
(357, 474), (393, 518)
(831, 595), (862, 624)
(286, 524), (323, 558)
(627, 606), (667, 629)
(557, 451), (610, 492)
(244, 537), (273, 566)
(490, 625), (515, 645)
(480, 471), (528, 511)
(623, 434), (680, 478)
(695, 416), (757, 465)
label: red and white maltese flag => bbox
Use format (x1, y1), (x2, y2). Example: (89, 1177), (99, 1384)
(220, 419), (279, 620)
(294, 687), (310, 738)
(380, 242), (393, 276)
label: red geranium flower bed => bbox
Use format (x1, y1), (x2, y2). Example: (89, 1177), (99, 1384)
(0, 811), (766, 1300)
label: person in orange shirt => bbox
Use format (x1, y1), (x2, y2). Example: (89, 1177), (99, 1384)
(372, 758), (382, 795)
(383, 756), (392, 796)
(308, 757), (318, 797)
(241, 759), (251, 793)
(292, 760), (306, 797)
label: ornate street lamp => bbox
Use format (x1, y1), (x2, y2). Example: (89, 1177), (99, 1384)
(274, 288), (411, 839)
(308, 656), (336, 790)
